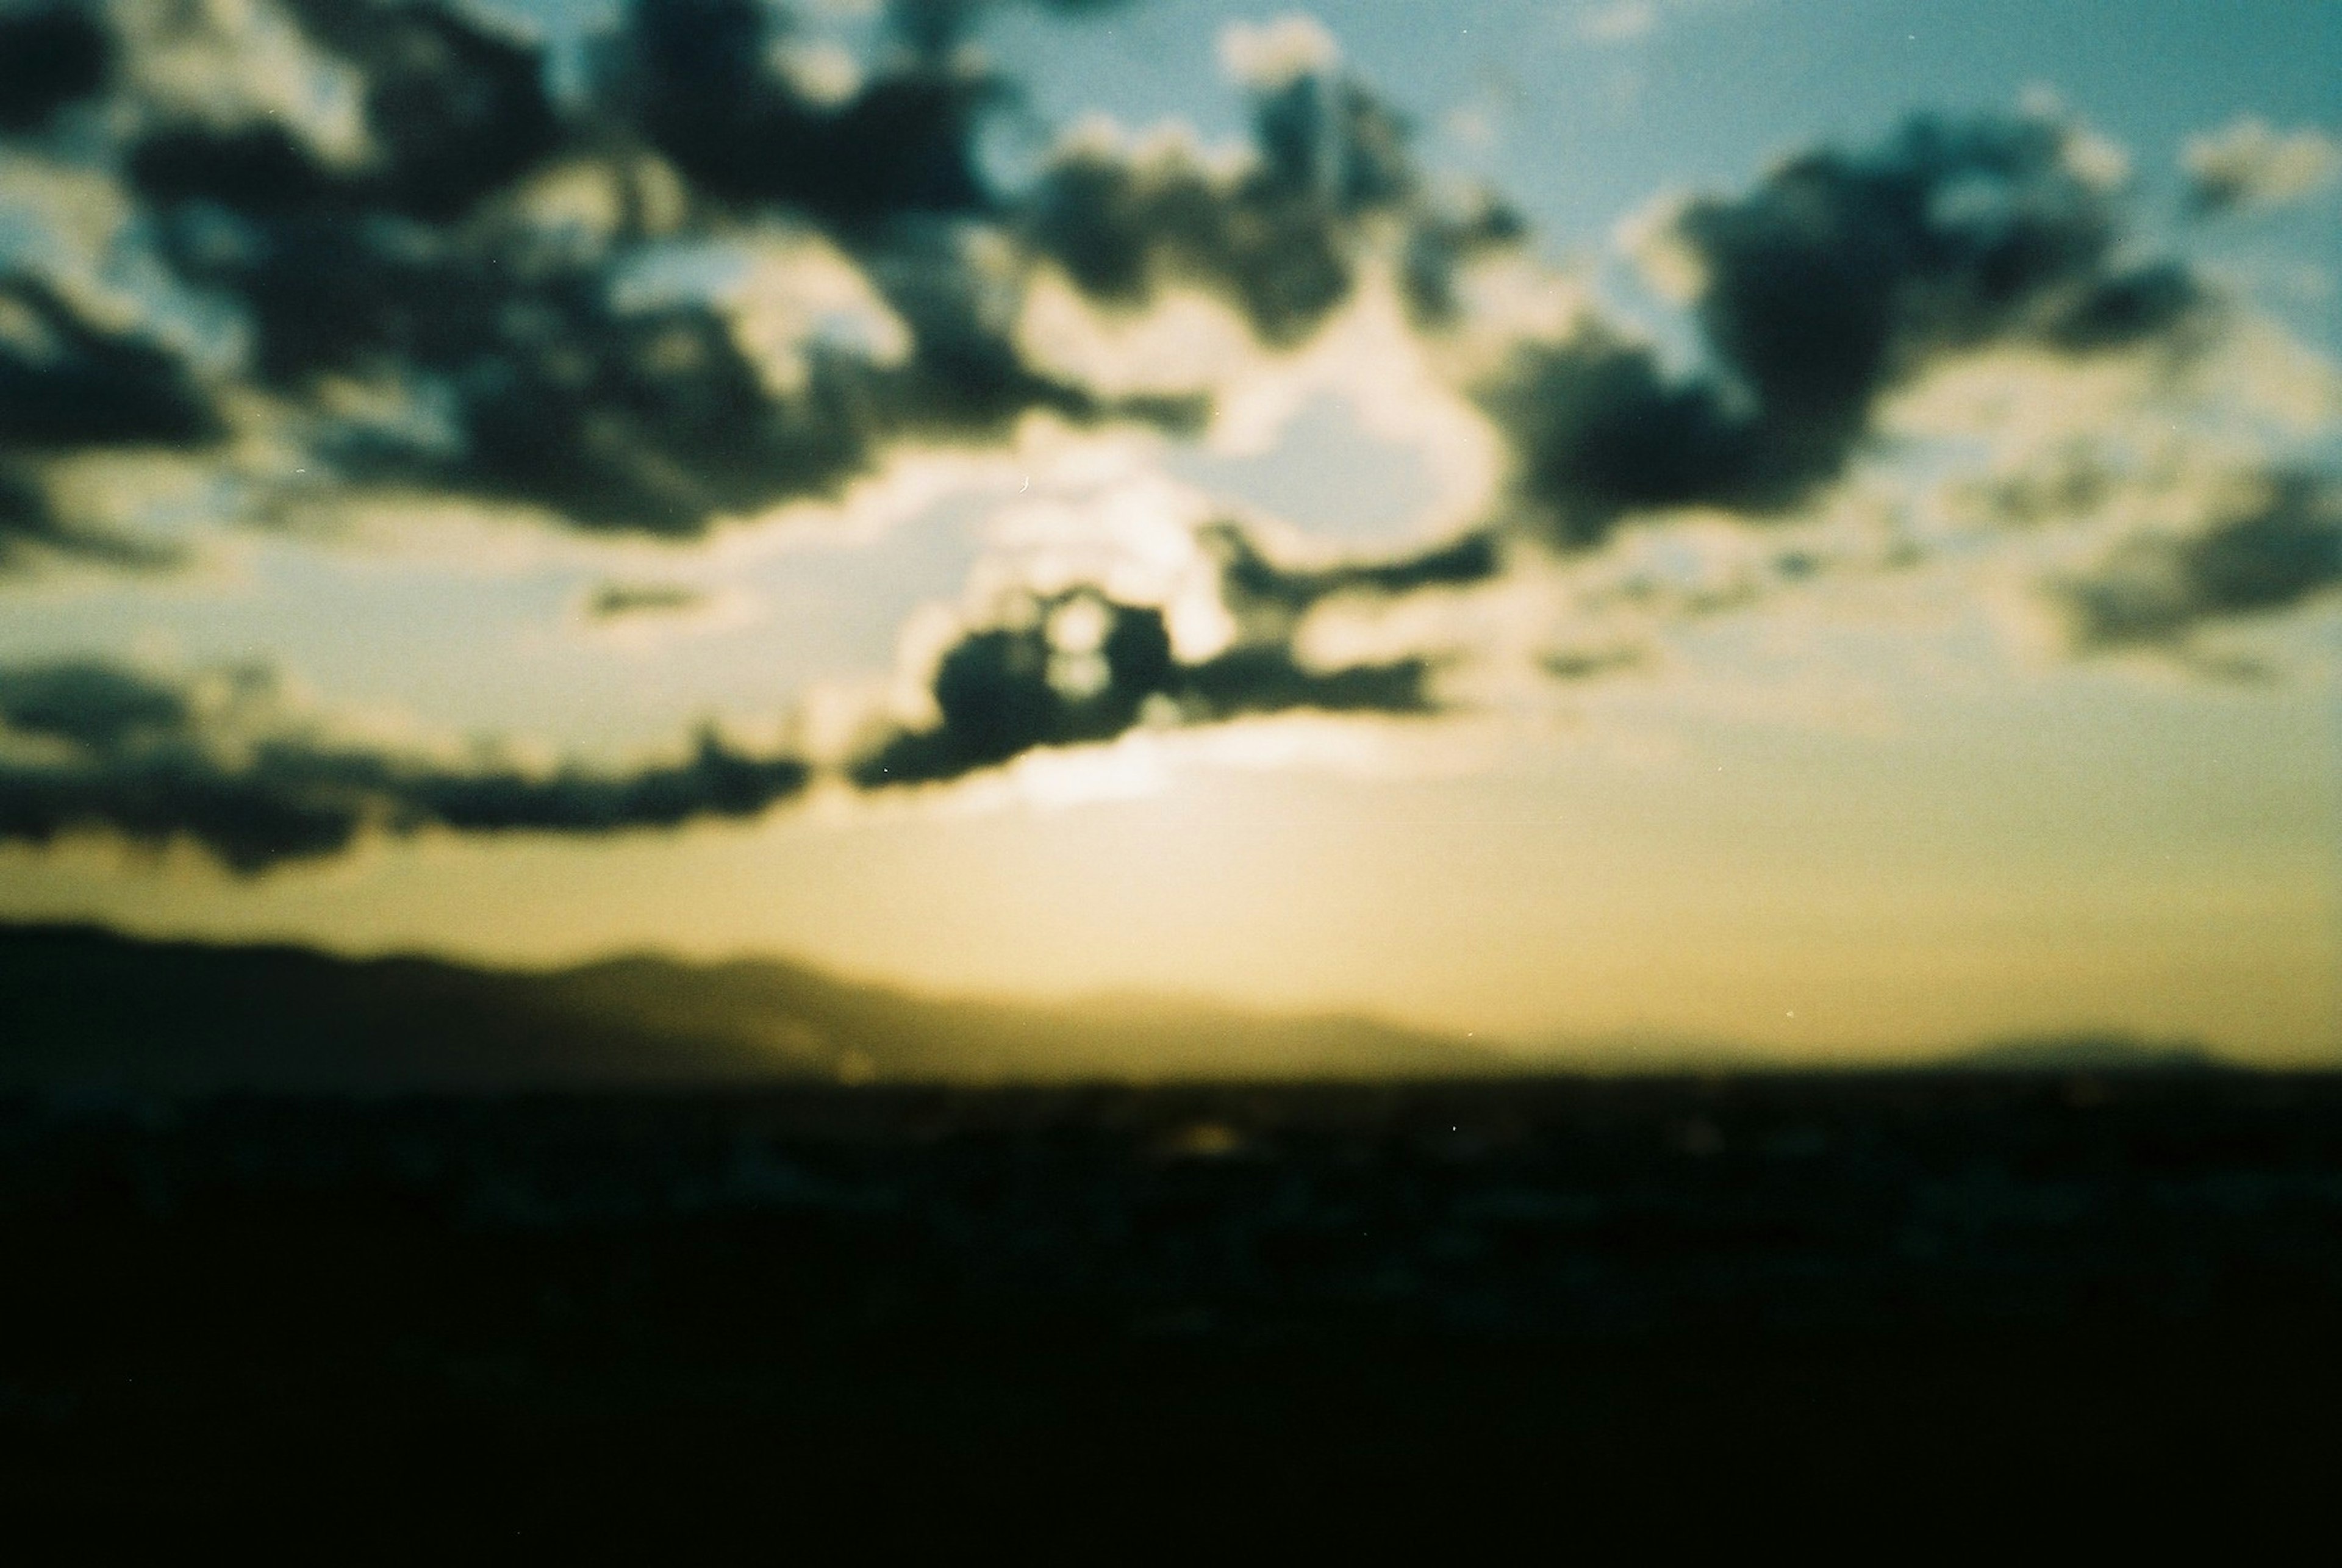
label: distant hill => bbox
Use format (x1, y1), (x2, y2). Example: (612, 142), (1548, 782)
(1510, 1029), (2233, 1076)
(1947, 1034), (2226, 1073)
(0, 923), (1507, 1092)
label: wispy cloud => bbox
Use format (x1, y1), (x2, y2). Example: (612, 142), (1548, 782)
(2052, 473), (2342, 657)
(584, 581), (709, 621)
(0, 658), (810, 870)
(2183, 117), (2342, 218)
(1577, 2), (1660, 45)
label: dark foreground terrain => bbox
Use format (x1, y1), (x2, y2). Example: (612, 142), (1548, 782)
(5, 1074), (2340, 1548)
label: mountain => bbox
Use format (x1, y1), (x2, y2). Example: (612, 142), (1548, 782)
(0, 923), (1507, 1092)
(1948, 1034), (2226, 1073)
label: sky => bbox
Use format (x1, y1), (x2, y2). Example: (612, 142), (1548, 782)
(1, 0), (2338, 1063)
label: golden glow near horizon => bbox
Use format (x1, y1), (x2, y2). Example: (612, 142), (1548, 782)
(5, 632), (2332, 1062)
(1, 0), (2337, 1066)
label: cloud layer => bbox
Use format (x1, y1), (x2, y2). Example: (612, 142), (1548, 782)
(0, 2), (2334, 855)
(0, 0), (1222, 556)
(2055, 473), (2342, 654)
(0, 659), (809, 870)
(1484, 115), (2208, 548)
(0, 0), (1543, 557)
(0, 270), (218, 566)
(851, 576), (1441, 788)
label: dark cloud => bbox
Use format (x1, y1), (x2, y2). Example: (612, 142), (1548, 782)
(1399, 188), (1526, 326)
(0, 659), (810, 871)
(2038, 260), (2205, 353)
(0, 270), (217, 567)
(853, 582), (1436, 788)
(1486, 113), (2211, 548)
(0, 273), (218, 449)
(142, 182), (1194, 537)
(0, 15), (2242, 574)
(1020, 57), (1515, 344)
(0, 467), (51, 560)
(0, 464), (77, 567)
(847, 517), (1502, 789)
(1541, 645), (1649, 682)
(1179, 639), (1434, 721)
(1203, 520), (1503, 626)
(0, 658), (190, 749)
(0, 467), (179, 571)
(602, 0), (1142, 221)
(124, 0), (560, 221)
(112, 0), (895, 537)
(1478, 328), (1756, 548)
(0, 0), (1489, 562)
(0, 21), (223, 570)
(2056, 474), (2342, 653)
(601, 0), (995, 221)
(586, 581), (707, 620)
(76, 0), (1205, 540)
(0, 0), (1209, 559)
(0, 2), (110, 132)
(2, 542), (1451, 858)
(1, 0), (2319, 781)
(223, 235), (888, 534)
(284, 0), (563, 220)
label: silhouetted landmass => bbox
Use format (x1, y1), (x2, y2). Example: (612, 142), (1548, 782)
(0, 922), (1506, 1091)
(2, 1072), (2340, 1547)
(1953, 1033), (2226, 1072)
(0, 923), (2328, 1544)
(2, 923), (2245, 1092)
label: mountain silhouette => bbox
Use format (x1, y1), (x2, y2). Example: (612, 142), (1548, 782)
(0, 922), (1506, 1092)
(1949, 1034), (2225, 1073)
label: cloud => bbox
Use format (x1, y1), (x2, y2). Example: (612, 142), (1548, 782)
(0, 0), (2333, 842)
(0, 271), (218, 449)
(1203, 519), (1504, 624)
(0, 481), (1496, 855)
(0, 460), (179, 571)
(1218, 15), (1340, 88)
(0, 3), (111, 132)
(1577, 2), (1659, 44)
(1541, 644), (1649, 681)
(0, 0), (1512, 567)
(0, 659), (811, 871)
(1019, 45), (1520, 345)
(604, 0), (993, 220)
(1482, 112), (2211, 549)
(291, 0), (564, 216)
(608, 0), (1141, 210)
(850, 524), (1459, 787)
(2053, 473), (2342, 654)
(2183, 118), (2342, 218)
(0, 0), (1215, 560)
(586, 581), (709, 620)
(0, 7), (2261, 600)
(0, 268), (218, 567)
(0, 513), (1475, 859)
(0, 659), (192, 750)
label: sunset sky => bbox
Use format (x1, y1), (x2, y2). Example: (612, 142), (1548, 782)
(1, 0), (2337, 1062)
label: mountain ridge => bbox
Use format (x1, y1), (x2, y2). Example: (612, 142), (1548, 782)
(0, 921), (1508, 1091)
(0, 922), (2235, 1092)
